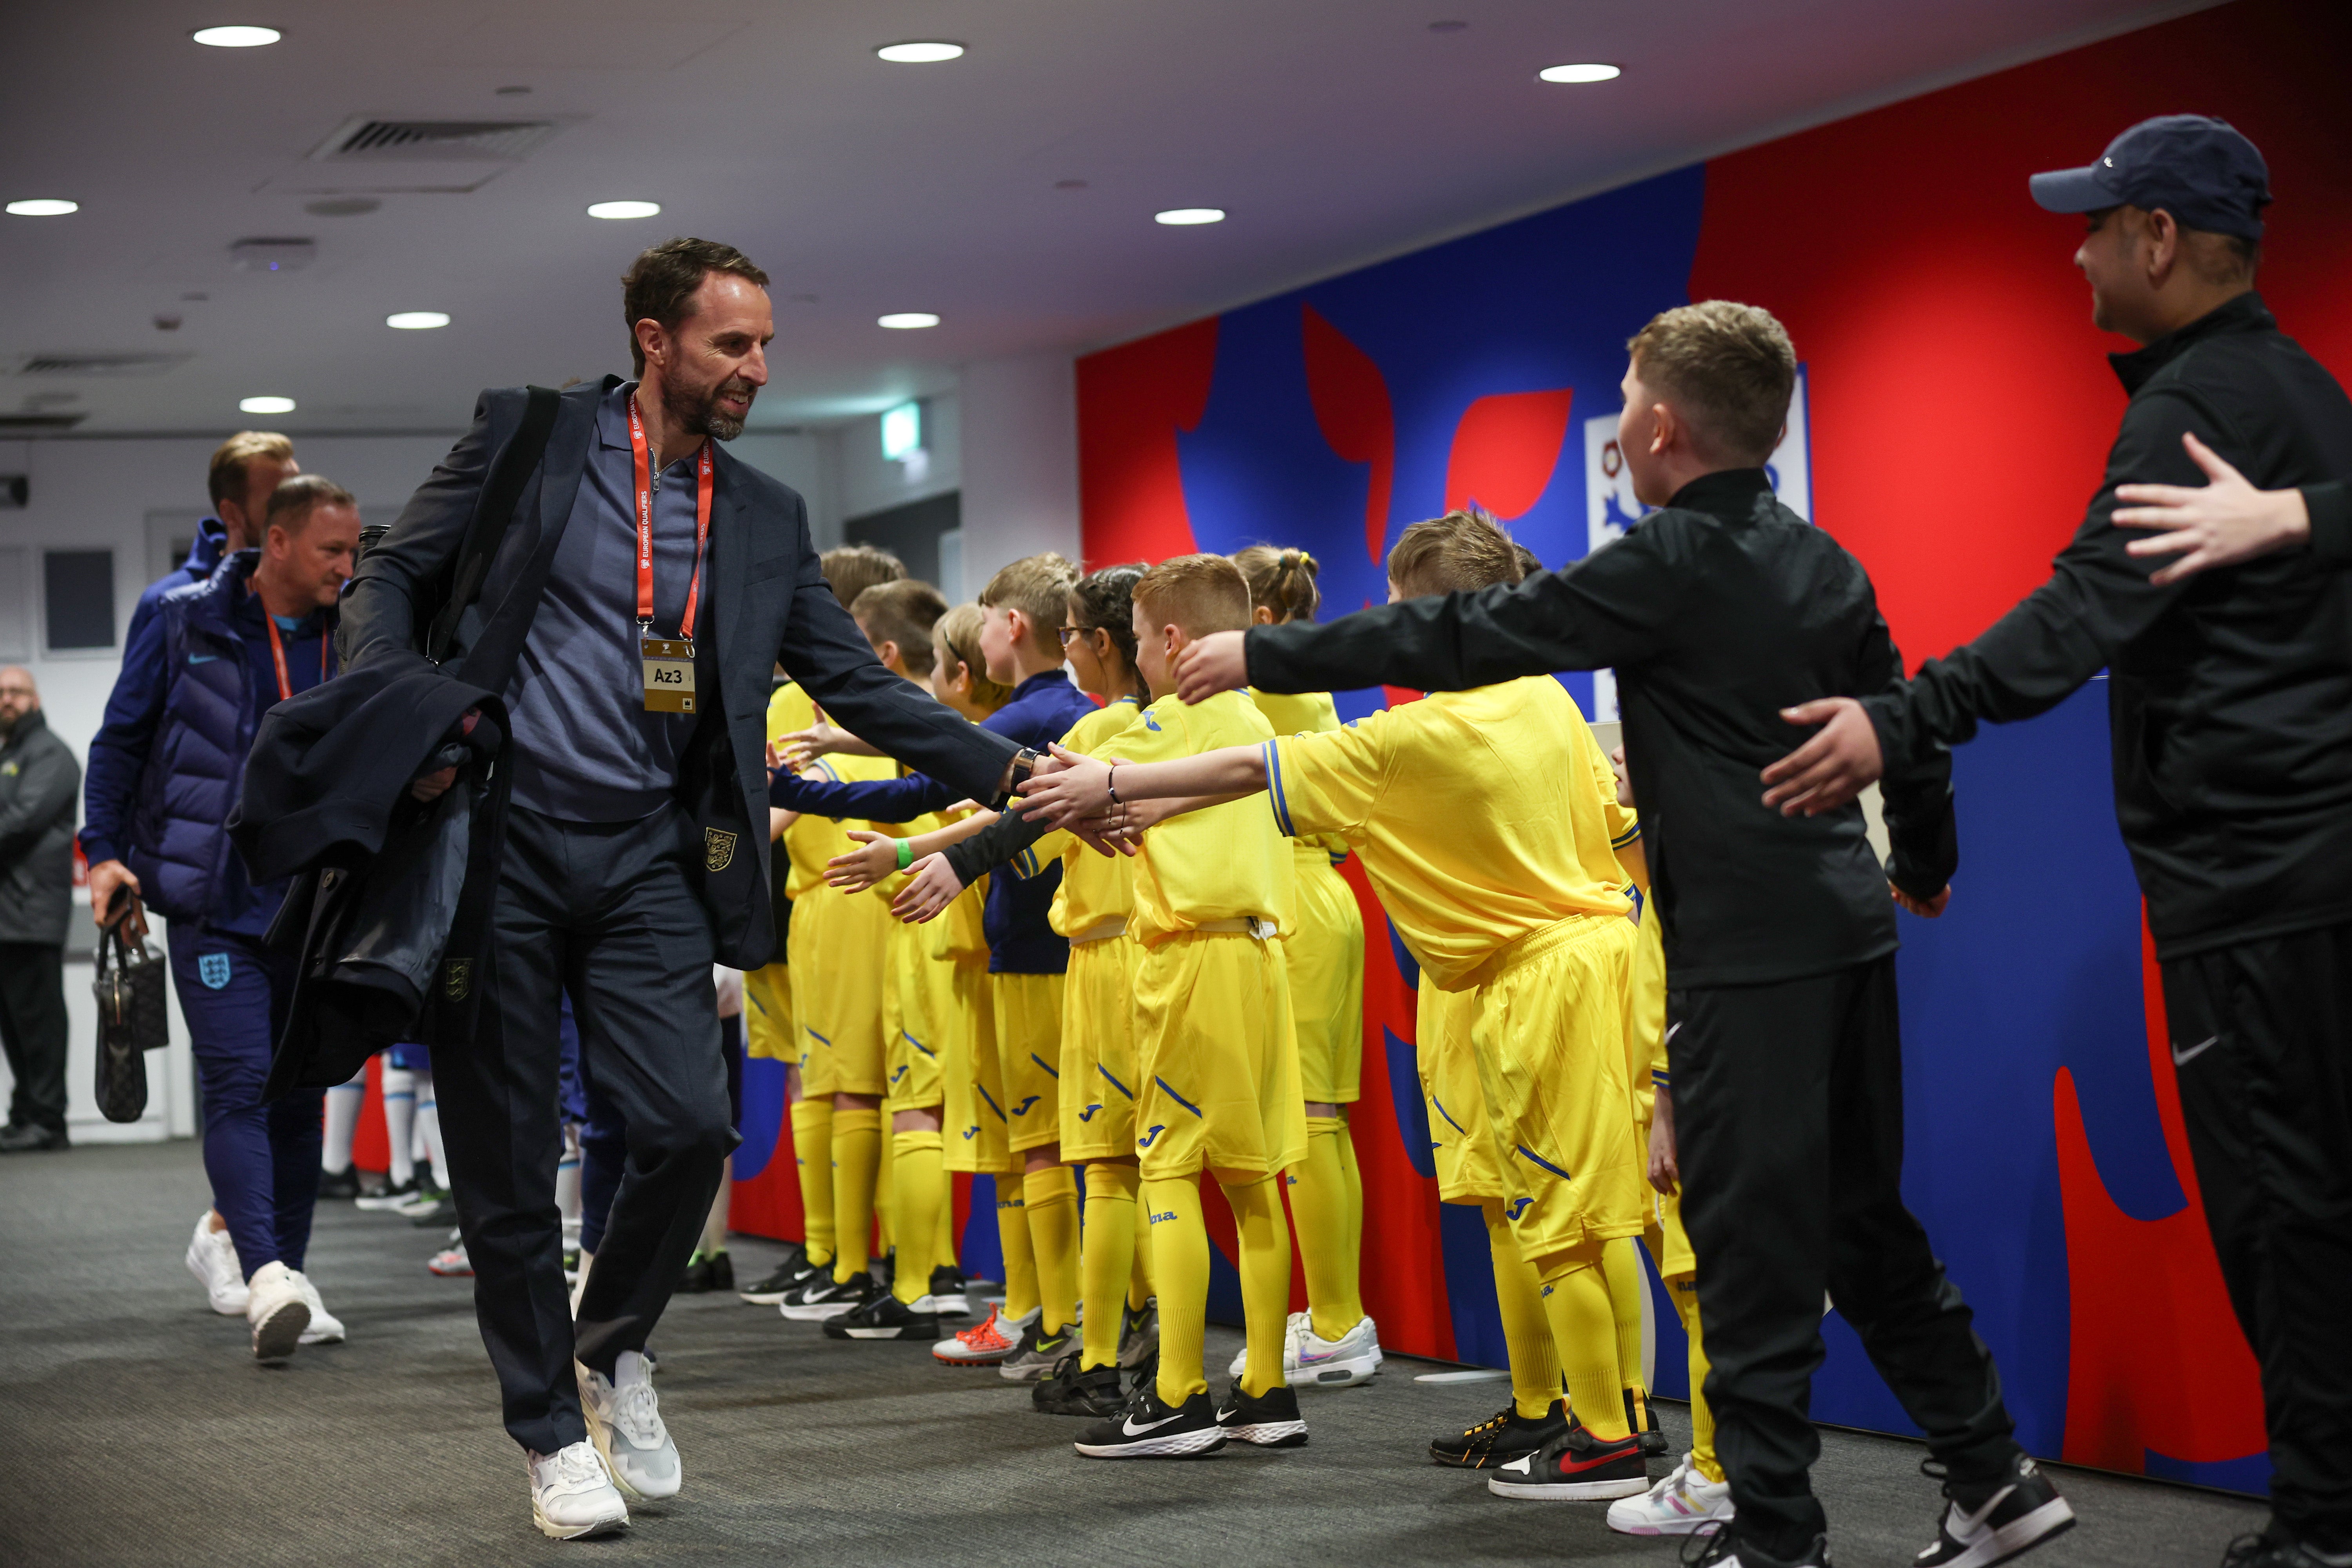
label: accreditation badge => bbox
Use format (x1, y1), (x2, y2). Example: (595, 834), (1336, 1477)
(642, 637), (697, 713)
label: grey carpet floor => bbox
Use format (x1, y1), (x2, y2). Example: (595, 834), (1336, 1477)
(0, 1142), (2265, 1567)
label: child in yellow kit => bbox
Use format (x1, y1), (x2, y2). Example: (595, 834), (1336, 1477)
(1229, 544), (1375, 1389)
(1019, 517), (1650, 1495)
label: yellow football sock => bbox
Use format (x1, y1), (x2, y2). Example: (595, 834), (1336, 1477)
(830, 1107), (882, 1284)
(935, 1161), (956, 1279)
(1144, 1176), (1209, 1405)
(1129, 1194), (1156, 1310)
(1080, 1162), (1139, 1371)
(1602, 1236), (1652, 1435)
(890, 1131), (946, 1306)
(1536, 1241), (1630, 1441)
(875, 1125), (896, 1259)
(1220, 1169), (1293, 1400)
(1336, 1111), (1364, 1310)
(1671, 1272), (1723, 1483)
(1485, 1202), (1564, 1420)
(1291, 1116), (1365, 1342)
(789, 1099), (835, 1267)
(1024, 1164), (1081, 1336)
(995, 1176), (1039, 1320)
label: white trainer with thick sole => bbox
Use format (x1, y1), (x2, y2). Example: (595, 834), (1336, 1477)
(1227, 1310), (1383, 1388)
(293, 1272), (345, 1345)
(1608, 1452), (1735, 1535)
(580, 1350), (681, 1500)
(185, 1214), (248, 1316)
(244, 1261), (311, 1361)
(528, 1441), (628, 1540)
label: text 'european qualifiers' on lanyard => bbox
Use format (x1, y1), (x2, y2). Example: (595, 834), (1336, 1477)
(628, 396), (713, 714)
(263, 611), (330, 703)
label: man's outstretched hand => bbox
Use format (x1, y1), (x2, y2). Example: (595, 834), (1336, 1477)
(1015, 744), (1116, 828)
(2114, 431), (2310, 586)
(1760, 696), (1882, 816)
(1174, 630), (1249, 706)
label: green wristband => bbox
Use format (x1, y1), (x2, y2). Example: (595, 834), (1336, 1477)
(896, 838), (914, 871)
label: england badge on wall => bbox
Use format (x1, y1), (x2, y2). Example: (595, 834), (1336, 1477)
(1581, 366), (1811, 721)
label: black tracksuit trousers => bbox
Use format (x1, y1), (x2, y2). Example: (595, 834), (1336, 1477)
(439, 804), (737, 1455)
(1673, 955), (2019, 1557)
(2161, 919), (2352, 1554)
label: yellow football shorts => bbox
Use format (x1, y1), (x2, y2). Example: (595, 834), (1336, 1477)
(885, 921), (946, 1113)
(994, 971), (1067, 1154)
(1416, 980), (1503, 1203)
(942, 960), (1014, 1175)
(796, 885), (893, 1099)
(742, 960), (793, 1063)
(1287, 851), (1365, 1105)
(1132, 927), (1307, 1181)
(1059, 927), (1142, 1161)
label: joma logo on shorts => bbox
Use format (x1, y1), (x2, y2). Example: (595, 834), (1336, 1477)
(1138, 1125), (1167, 1148)
(1148, 1210), (1178, 1224)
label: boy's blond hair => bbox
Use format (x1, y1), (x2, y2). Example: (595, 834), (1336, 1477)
(1626, 299), (1796, 465)
(935, 602), (1015, 709)
(820, 544), (906, 610)
(852, 579), (948, 677)
(1387, 508), (1525, 598)
(1133, 554), (1253, 640)
(978, 552), (1081, 655)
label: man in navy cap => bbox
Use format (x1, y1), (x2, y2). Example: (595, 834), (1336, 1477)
(1765, 115), (2352, 1568)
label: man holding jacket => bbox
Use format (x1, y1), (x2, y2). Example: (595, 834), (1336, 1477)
(1760, 117), (2352, 1568)
(339, 237), (1029, 1542)
(0, 666), (78, 1153)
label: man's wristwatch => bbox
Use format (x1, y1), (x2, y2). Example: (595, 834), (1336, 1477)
(1011, 746), (1044, 779)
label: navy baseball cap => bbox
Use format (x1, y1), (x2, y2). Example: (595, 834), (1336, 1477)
(2029, 114), (2271, 240)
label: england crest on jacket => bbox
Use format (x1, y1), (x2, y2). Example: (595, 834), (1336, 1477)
(705, 828), (737, 873)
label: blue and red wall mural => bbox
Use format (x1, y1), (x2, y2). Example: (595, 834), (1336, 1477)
(722, 0), (2352, 1493)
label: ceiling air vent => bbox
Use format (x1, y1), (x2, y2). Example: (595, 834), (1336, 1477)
(309, 116), (561, 164)
(0, 414), (89, 432)
(14, 352), (191, 377)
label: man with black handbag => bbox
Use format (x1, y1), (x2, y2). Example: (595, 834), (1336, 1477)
(339, 238), (1032, 1542)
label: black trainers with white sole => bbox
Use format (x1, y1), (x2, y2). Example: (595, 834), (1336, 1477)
(824, 1291), (941, 1341)
(1431, 1398), (1570, 1469)
(740, 1250), (818, 1305)
(1684, 1528), (1831, 1567)
(1487, 1418), (1650, 1500)
(1217, 1382), (1308, 1447)
(1628, 1388), (1670, 1456)
(916, 1265), (970, 1317)
(1074, 1386), (1227, 1459)
(1913, 1451), (2074, 1568)
(1034, 1355), (1129, 1417)
(779, 1271), (877, 1321)
(2222, 1526), (2348, 1568)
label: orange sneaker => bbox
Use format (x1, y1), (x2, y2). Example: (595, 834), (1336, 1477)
(931, 1302), (1040, 1366)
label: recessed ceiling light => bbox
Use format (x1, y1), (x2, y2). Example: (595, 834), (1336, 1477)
(192, 25), (281, 47)
(240, 396), (296, 414)
(587, 200), (661, 220)
(387, 312), (450, 330)
(875, 41), (964, 63)
(878, 313), (940, 330)
(1538, 62), (1621, 83)
(1154, 207), (1226, 226)
(6, 200), (78, 217)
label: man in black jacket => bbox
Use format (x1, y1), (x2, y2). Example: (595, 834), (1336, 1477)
(341, 237), (1028, 1541)
(0, 667), (78, 1153)
(1173, 303), (2067, 1568)
(1762, 117), (2352, 1568)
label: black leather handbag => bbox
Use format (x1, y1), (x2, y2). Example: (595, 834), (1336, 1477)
(93, 898), (170, 1123)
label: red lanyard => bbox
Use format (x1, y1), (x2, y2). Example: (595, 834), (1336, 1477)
(262, 611), (329, 702)
(626, 393), (714, 644)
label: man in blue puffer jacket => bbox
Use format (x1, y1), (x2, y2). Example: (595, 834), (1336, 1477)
(82, 474), (361, 1363)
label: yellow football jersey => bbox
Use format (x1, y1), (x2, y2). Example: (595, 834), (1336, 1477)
(1029, 697), (1143, 937)
(1248, 687), (1351, 864)
(1107, 691), (1294, 947)
(1265, 677), (1633, 991)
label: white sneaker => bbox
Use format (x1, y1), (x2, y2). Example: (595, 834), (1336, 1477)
(293, 1272), (345, 1344)
(1608, 1452), (1735, 1535)
(185, 1214), (247, 1315)
(580, 1350), (681, 1500)
(1227, 1310), (1384, 1388)
(528, 1441), (629, 1540)
(245, 1260), (311, 1361)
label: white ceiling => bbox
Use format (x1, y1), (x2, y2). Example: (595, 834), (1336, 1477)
(2, 0), (2208, 436)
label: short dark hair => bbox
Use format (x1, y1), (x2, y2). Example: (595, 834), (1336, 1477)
(621, 238), (771, 377)
(852, 579), (948, 676)
(264, 474), (356, 535)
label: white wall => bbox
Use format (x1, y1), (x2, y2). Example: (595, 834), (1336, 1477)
(824, 394), (964, 555)
(958, 354), (1082, 588)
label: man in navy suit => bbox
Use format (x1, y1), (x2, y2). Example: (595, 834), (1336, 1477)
(343, 239), (1033, 1540)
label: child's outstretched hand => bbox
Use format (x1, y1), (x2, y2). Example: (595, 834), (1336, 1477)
(891, 853), (968, 923)
(826, 829), (899, 893)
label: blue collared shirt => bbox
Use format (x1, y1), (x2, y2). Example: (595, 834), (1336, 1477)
(505, 382), (710, 822)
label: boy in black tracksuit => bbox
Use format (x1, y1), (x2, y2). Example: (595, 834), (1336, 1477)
(1178, 303), (2070, 1568)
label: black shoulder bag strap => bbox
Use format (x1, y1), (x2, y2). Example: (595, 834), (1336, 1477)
(425, 384), (561, 664)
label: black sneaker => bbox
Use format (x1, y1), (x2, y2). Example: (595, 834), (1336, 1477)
(1074, 1384), (1226, 1459)
(679, 1253), (716, 1293)
(998, 1313), (1078, 1382)
(1117, 1297), (1160, 1369)
(739, 1247), (815, 1305)
(1628, 1387), (1670, 1455)
(1217, 1381), (1308, 1447)
(917, 1265), (970, 1317)
(1486, 1417), (1650, 1499)
(1914, 1451), (2074, 1567)
(824, 1290), (942, 1341)
(1431, 1398), (1569, 1468)
(1034, 1353), (1129, 1417)
(780, 1270), (878, 1322)
(1683, 1529), (1831, 1566)
(317, 1167), (362, 1200)
(354, 1174), (420, 1211)
(2223, 1526), (2344, 1568)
